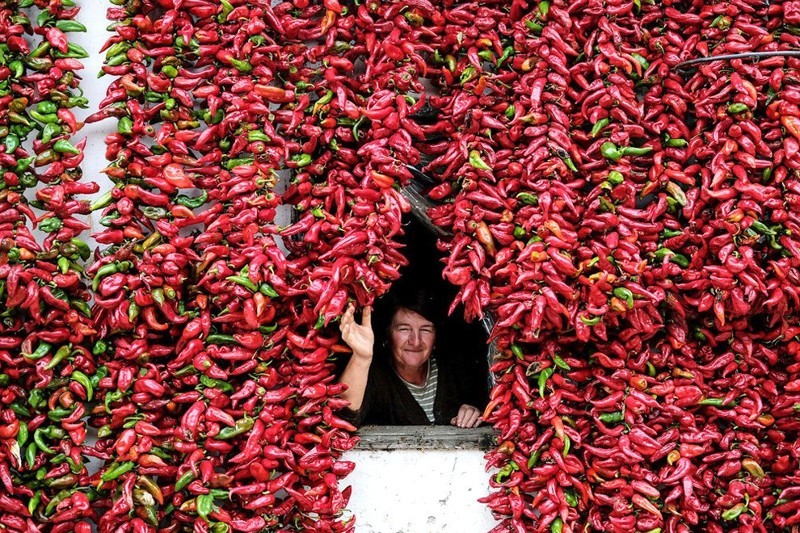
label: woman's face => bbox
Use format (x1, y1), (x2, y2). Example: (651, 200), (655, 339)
(389, 307), (436, 370)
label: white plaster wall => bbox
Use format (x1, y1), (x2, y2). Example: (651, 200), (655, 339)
(341, 450), (499, 532)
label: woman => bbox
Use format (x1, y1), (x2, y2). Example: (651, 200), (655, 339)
(337, 291), (483, 428)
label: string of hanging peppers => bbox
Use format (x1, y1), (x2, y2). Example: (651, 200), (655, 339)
(0, 0), (98, 529)
(1, 0), (800, 531)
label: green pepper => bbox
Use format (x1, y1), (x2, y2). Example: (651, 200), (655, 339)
(551, 517), (563, 533)
(218, 0), (234, 21)
(150, 288), (166, 306)
(117, 116), (134, 135)
(580, 314), (603, 326)
(225, 156), (255, 170)
(513, 226), (527, 239)
(206, 334), (236, 345)
(93, 262), (119, 291)
(161, 65), (178, 78)
(175, 470), (196, 492)
(247, 130), (271, 142)
(24, 342), (51, 361)
(176, 191), (208, 209)
(142, 206), (168, 219)
(564, 489), (578, 508)
(727, 103), (749, 115)
(36, 101), (58, 115)
(29, 41), (52, 59)
(39, 217), (62, 232)
(287, 153), (311, 168)
(41, 123), (61, 144)
(497, 46), (514, 67)
(600, 141), (623, 161)
(26, 441), (37, 468)
(538, 0), (550, 17)
(552, 354), (571, 370)
(562, 156), (578, 172)
(468, 149), (492, 171)
(3, 133), (19, 153)
(527, 448), (542, 468)
(598, 411), (624, 423)
(538, 367), (554, 398)
(612, 287), (635, 309)
(516, 192), (538, 205)
(199, 375), (234, 393)
(44, 344), (71, 370)
(216, 416), (255, 440)
(227, 275), (258, 292)
(28, 490), (41, 516)
(17, 421), (29, 447)
(510, 344), (524, 360)
(89, 190), (114, 212)
(622, 145), (653, 156)
(258, 283), (280, 298)
(55, 19), (87, 32)
(101, 461), (135, 482)
(749, 220), (775, 235)
(607, 170), (624, 185)
(16, 155), (36, 172)
(722, 502), (747, 521)
(660, 228), (683, 239)
(630, 52), (649, 70)
(10, 402), (31, 418)
(590, 117), (610, 137)
(664, 136), (688, 147)
(8, 60), (25, 79)
(54, 42), (89, 59)
(29, 110), (59, 124)
(65, 238), (90, 262)
(52, 139), (81, 155)
(71, 370), (94, 401)
(48, 406), (75, 422)
(229, 57), (252, 73)
(653, 247), (689, 268)
(34, 428), (56, 454)
(197, 493), (214, 521)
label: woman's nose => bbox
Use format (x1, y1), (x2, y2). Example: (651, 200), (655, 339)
(407, 331), (421, 345)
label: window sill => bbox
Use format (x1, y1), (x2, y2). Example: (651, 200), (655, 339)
(354, 425), (495, 451)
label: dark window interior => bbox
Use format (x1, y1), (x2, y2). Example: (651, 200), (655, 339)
(384, 216), (490, 411)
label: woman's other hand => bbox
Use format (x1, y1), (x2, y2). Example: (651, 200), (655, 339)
(451, 404), (482, 428)
(340, 304), (374, 361)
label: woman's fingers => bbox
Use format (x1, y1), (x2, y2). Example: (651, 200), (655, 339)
(452, 404), (482, 428)
(361, 305), (371, 328)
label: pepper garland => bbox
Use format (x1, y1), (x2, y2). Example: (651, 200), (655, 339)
(1, 0), (800, 531)
(0, 0), (98, 529)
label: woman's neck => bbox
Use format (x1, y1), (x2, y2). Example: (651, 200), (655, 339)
(395, 360), (429, 386)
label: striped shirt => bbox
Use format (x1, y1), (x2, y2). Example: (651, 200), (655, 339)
(397, 358), (439, 423)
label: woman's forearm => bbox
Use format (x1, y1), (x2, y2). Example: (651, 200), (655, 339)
(338, 356), (372, 411)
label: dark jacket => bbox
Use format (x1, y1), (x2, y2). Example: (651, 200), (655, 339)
(339, 356), (465, 427)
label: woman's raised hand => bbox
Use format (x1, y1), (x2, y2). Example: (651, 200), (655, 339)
(340, 304), (374, 361)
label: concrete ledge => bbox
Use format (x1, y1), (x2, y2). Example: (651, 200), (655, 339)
(355, 425), (495, 451)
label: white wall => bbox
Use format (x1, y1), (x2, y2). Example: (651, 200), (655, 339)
(341, 449), (498, 532)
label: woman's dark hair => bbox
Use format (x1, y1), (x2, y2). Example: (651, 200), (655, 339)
(385, 286), (441, 325)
